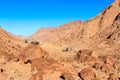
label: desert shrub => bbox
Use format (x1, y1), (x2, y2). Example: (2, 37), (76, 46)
(9, 77), (14, 80)
(25, 39), (28, 43)
(95, 77), (101, 80)
(31, 41), (39, 45)
(98, 55), (105, 60)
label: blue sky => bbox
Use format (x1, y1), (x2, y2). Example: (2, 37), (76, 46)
(0, 0), (114, 36)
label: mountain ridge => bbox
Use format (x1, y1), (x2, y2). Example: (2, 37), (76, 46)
(30, 20), (83, 43)
(0, 0), (120, 80)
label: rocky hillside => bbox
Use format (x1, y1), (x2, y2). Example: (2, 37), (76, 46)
(30, 20), (82, 43)
(0, 27), (23, 62)
(27, 0), (120, 79)
(30, 0), (120, 51)
(60, 0), (120, 50)
(0, 0), (120, 80)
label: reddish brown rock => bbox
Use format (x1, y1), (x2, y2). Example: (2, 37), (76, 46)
(75, 49), (99, 65)
(29, 70), (74, 80)
(22, 44), (49, 63)
(60, 72), (74, 80)
(31, 58), (59, 72)
(74, 49), (93, 61)
(85, 56), (99, 65)
(79, 68), (96, 80)
(30, 58), (69, 80)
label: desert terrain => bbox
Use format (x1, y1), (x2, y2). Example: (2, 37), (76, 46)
(0, 0), (120, 80)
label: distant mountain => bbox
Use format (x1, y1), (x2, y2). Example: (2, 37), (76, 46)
(30, 0), (120, 52)
(30, 20), (82, 43)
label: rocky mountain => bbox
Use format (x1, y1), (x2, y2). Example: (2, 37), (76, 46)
(28, 0), (120, 79)
(30, 0), (120, 50)
(0, 0), (120, 80)
(59, 0), (120, 50)
(30, 20), (82, 43)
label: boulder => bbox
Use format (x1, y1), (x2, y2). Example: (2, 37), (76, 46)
(31, 58), (59, 71)
(30, 58), (74, 80)
(74, 49), (99, 65)
(74, 49), (93, 61)
(21, 44), (49, 63)
(79, 68), (96, 80)
(60, 72), (74, 80)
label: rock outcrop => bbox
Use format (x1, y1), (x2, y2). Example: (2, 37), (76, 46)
(79, 68), (96, 80)
(29, 58), (69, 80)
(21, 44), (49, 63)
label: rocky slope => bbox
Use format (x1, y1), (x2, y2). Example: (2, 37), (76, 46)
(0, 27), (31, 80)
(28, 0), (120, 80)
(59, 0), (120, 51)
(0, 27), (23, 62)
(0, 0), (120, 80)
(30, 20), (82, 43)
